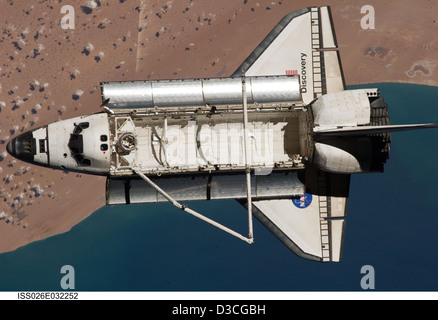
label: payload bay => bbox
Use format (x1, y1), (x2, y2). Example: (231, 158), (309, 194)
(108, 106), (313, 176)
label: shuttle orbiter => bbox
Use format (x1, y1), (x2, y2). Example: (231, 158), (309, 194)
(7, 6), (438, 262)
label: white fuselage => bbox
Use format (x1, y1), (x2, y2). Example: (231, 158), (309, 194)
(28, 113), (111, 173)
(7, 76), (391, 176)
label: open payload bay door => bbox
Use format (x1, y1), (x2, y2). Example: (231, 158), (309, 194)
(242, 169), (350, 262)
(233, 6), (346, 104)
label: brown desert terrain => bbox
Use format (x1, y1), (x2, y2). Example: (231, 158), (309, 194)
(0, 0), (437, 254)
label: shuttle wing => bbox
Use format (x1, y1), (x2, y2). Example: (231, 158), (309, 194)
(233, 6), (346, 104)
(241, 170), (350, 262)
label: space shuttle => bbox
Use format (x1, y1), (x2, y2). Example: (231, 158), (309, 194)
(7, 6), (438, 262)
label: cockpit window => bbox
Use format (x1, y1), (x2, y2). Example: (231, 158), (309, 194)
(74, 154), (91, 166)
(73, 122), (89, 135)
(68, 122), (91, 167)
(68, 133), (83, 154)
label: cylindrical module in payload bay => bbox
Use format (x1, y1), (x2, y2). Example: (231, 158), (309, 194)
(100, 75), (302, 109)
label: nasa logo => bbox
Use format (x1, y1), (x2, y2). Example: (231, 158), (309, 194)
(292, 193), (312, 209)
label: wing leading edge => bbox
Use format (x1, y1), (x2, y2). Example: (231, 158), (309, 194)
(241, 170), (350, 262)
(233, 6), (346, 104)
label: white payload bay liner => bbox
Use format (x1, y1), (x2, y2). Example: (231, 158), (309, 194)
(6, 6), (438, 263)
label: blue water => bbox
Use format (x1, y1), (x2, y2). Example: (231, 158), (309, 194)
(1, 83), (438, 291)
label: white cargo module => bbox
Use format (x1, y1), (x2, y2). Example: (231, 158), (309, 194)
(7, 6), (438, 262)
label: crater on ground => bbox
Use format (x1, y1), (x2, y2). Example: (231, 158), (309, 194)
(363, 46), (390, 59)
(407, 65), (430, 77)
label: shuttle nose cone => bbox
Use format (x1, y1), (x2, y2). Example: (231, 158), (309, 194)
(6, 138), (14, 155)
(6, 131), (35, 162)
